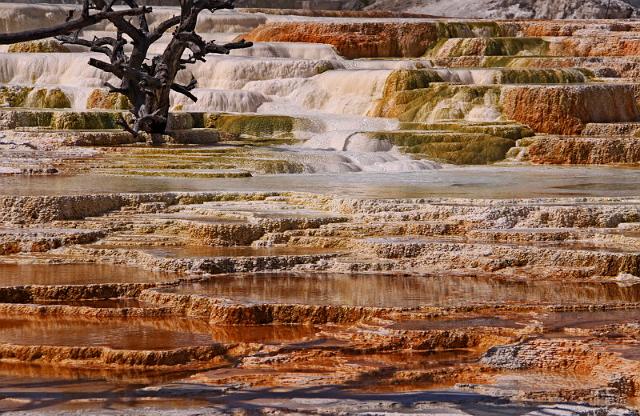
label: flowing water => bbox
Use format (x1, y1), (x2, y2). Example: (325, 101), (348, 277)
(3, 4), (640, 413)
(0, 7), (444, 174)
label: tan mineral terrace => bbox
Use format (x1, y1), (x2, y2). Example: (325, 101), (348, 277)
(2, 1), (640, 415)
(0, 188), (638, 414)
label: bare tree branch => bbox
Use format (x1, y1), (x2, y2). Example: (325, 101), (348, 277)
(117, 114), (138, 137)
(207, 39), (253, 55)
(91, 0), (147, 44)
(105, 82), (127, 95)
(56, 33), (112, 56)
(149, 16), (181, 43)
(171, 77), (199, 102)
(1, 0), (251, 141)
(0, 6), (151, 45)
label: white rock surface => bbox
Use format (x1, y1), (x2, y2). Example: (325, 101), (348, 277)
(366, 0), (638, 19)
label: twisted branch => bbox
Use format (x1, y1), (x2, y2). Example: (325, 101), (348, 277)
(1, 0), (252, 140)
(0, 3), (151, 44)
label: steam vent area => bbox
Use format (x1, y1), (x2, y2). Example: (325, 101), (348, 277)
(5, 1), (640, 415)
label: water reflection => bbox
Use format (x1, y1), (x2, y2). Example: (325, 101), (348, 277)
(165, 272), (640, 308)
(0, 316), (318, 349)
(0, 317), (215, 350)
(540, 309), (640, 331)
(2, 166), (640, 199)
(0, 264), (180, 286)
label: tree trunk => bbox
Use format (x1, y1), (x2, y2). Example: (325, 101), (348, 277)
(0, 0), (252, 140)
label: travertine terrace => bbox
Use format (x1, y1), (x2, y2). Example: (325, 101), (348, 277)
(2, 1), (640, 415)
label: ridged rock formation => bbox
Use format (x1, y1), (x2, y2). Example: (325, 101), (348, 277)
(429, 36), (640, 58)
(365, 0), (638, 19)
(3, 3), (640, 413)
(527, 136), (640, 164)
(501, 85), (640, 135)
(242, 22), (439, 58)
(0, 188), (639, 411)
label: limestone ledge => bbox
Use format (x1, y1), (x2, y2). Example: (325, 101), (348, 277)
(0, 192), (280, 223)
(527, 136), (640, 165)
(0, 228), (104, 255)
(0, 342), (233, 368)
(0, 283), (156, 303)
(140, 288), (389, 324)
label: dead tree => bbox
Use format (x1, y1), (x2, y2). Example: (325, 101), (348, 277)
(0, 0), (252, 143)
